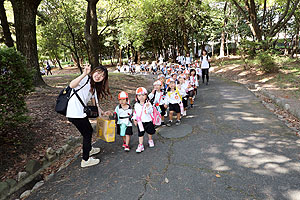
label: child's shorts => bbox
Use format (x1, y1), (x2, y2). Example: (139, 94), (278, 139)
(116, 124), (133, 136)
(159, 105), (166, 116)
(187, 90), (194, 97)
(137, 122), (156, 137)
(169, 103), (181, 113)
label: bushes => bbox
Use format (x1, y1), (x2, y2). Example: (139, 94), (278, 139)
(257, 51), (279, 73)
(0, 47), (34, 132)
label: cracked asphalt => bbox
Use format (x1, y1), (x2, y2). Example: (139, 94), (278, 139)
(28, 76), (300, 200)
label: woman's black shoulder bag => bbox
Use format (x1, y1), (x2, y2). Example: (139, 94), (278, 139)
(55, 77), (90, 116)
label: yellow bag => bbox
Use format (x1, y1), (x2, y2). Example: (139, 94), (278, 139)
(96, 117), (116, 142)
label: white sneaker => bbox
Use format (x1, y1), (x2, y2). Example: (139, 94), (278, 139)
(148, 140), (155, 148)
(136, 144), (144, 153)
(183, 110), (187, 116)
(89, 147), (101, 156)
(81, 157), (100, 168)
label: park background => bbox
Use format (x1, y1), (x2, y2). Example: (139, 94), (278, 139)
(0, 0), (300, 199)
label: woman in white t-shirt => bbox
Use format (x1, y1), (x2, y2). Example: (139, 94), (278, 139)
(67, 65), (112, 168)
(200, 49), (211, 85)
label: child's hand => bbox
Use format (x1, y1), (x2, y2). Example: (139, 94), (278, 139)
(146, 101), (151, 107)
(104, 111), (113, 116)
(164, 104), (168, 109)
(134, 120), (137, 126)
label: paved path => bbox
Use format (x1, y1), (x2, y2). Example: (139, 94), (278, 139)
(28, 76), (300, 200)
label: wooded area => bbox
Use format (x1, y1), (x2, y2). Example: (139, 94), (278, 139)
(0, 0), (300, 84)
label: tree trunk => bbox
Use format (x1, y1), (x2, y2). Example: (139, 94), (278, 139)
(220, 2), (227, 57)
(10, 0), (45, 86)
(85, 0), (100, 70)
(226, 33), (229, 56)
(71, 53), (83, 73)
(284, 28), (288, 55)
(291, 27), (299, 58)
(56, 56), (63, 69)
(118, 47), (122, 65)
(0, 0), (14, 47)
(137, 51), (141, 64)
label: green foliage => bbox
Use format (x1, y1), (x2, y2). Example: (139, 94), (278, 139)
(238, 39), (257, 58)
(256, 51), (279, 73)
(0, 47), (34, 132)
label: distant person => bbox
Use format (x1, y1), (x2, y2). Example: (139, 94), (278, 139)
(185, 53), (192, 68)
(200, 49), (211, 85)
(158, 54), (164, 64)
(46, 62), (52, 75)
(117, 63), (121, 72)
(40, 67), (46, 76)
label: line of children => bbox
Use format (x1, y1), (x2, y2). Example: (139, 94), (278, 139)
(114, 66), (200, 153)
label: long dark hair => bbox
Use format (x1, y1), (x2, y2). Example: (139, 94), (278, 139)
(90, 66), (111, 100)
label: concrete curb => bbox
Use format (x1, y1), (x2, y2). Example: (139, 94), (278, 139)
(246, 83), (300, 120)
(1, 136), (82, 200)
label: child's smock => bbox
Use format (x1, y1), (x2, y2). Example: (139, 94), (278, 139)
(114, 104), (132, 126)
(132, 102), (153, 123)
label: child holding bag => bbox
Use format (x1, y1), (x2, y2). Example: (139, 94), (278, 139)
(114, 91), (133, 152)
(132, 87), (156, 153)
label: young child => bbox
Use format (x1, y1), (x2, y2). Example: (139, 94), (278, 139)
(132, 87), (156, 153)
(158, 75), (168, 95)
(185, 70), (194, 108)
(114, 91), (133, 151)
(164, 78), (185, 126)
(178, 74), (188, 116)
(190, 68), (199, 97)
(149, 80), (166, 126)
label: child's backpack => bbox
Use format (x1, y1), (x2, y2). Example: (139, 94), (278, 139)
(150, 106), (162, 126)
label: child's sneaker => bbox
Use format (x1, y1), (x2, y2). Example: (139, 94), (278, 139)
(136, 144), (144, 153)
(176, 120), (181, 125)
(148, 140), (155, 148)
(166, 120), (172, 127)
(81, 157), (100, 168)
(124, 145), (130, 152)
(161, 122), (165, 126)
(122, 141), (126, 148)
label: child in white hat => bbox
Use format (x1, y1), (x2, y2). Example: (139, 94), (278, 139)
(149, 80), (166, 126)
(132, 87), (156, 153)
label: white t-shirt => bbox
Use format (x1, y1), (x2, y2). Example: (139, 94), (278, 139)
(185, 57), (192, 65)
(132, 102), (153, 123)
(201, 55), (210, 69)
(115, 105), (132, 126)
(165, 88), (185, 104)
(190, 76), (199, 87)
(66, 76), (98, 118)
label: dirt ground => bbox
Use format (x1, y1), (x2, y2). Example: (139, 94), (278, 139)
(211, 56), (300, 133)
(0, 65), (153, 182)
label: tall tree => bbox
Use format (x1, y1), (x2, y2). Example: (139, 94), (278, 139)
(231, 0), (300, 46)
(10, 0), (45, 86)
(85, 0), (100, 69)
(0, 0), (14, 47)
